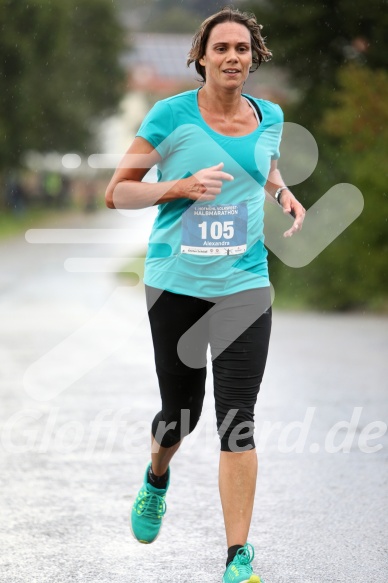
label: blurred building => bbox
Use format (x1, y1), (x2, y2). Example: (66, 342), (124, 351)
(124, 33), (198, 94)
(98, 33), (197, 156)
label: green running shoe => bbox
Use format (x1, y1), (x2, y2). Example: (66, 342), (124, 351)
(222, 543), (264, 583)
(130, 463), (170, 544)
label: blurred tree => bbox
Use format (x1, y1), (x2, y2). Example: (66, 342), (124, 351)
(240, 0), (388, 310)
(302, 64), (388, 310)
(152, 0), (223, 15)
(145, 6), (201, 32)
(242, 0), (388, 129)
(0, 0), (126, 171)
(187, 0), (228, 16)
(141, 0), (226, 32)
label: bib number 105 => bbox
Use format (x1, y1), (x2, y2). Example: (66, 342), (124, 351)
(198, 220), (234, 240)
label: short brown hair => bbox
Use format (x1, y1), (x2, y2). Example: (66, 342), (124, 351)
(187, 6), (272, 82)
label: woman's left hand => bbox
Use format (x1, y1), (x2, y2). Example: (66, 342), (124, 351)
(279, 189), (306, 238)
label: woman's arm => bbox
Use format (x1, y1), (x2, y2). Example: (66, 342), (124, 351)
(265, 159), (306, 238)
(105, 137), (179, 209)
(105, 137), (233, 210)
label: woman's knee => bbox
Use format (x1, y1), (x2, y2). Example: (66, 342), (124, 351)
(152, 407), (203, 448)
(218, 407), (256, 452)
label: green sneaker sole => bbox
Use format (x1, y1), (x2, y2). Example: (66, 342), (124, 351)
(129, 519), (164, 544)
(223, 577), (262, 583)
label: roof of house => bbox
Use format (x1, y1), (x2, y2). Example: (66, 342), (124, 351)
(124, 33), (198, 81)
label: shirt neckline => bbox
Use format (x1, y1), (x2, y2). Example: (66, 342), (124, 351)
(194, 87), (264, 139)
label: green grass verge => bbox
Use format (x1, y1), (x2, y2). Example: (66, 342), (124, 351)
(116, 255), (145, 287)
(0, 208), (68, 240)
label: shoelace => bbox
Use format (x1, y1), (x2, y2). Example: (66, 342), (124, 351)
(134, 491), (167, 519)
(234, 543), (255, 566)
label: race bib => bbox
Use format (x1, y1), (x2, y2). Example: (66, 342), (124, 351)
(181, 203), (247, 256)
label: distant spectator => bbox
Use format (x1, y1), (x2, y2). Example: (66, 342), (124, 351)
(5, 173), (25, 214)
(59, 175), (71, 208)
(84, 182), (98, 213)
(43, 172), (62, 207)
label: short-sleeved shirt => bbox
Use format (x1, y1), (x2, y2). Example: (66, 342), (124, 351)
(136, 88), (283, 298)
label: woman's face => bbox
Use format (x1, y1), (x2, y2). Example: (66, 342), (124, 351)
(199, 22), (252, 90)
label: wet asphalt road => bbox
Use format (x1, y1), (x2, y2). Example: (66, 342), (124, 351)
(0, 208), (387, 583)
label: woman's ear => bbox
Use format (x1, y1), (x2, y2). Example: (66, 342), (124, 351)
(199, 55), (206, 66)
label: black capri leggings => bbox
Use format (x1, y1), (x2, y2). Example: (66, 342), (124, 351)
(145, 285), (272, 452)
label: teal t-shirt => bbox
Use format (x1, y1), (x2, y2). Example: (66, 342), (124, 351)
(136, 88), (283, 298)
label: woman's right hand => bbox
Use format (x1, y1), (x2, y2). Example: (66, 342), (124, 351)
(180, 162), (234, 202)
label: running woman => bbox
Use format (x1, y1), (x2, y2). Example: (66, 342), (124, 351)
(106, 6), (305, 583)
